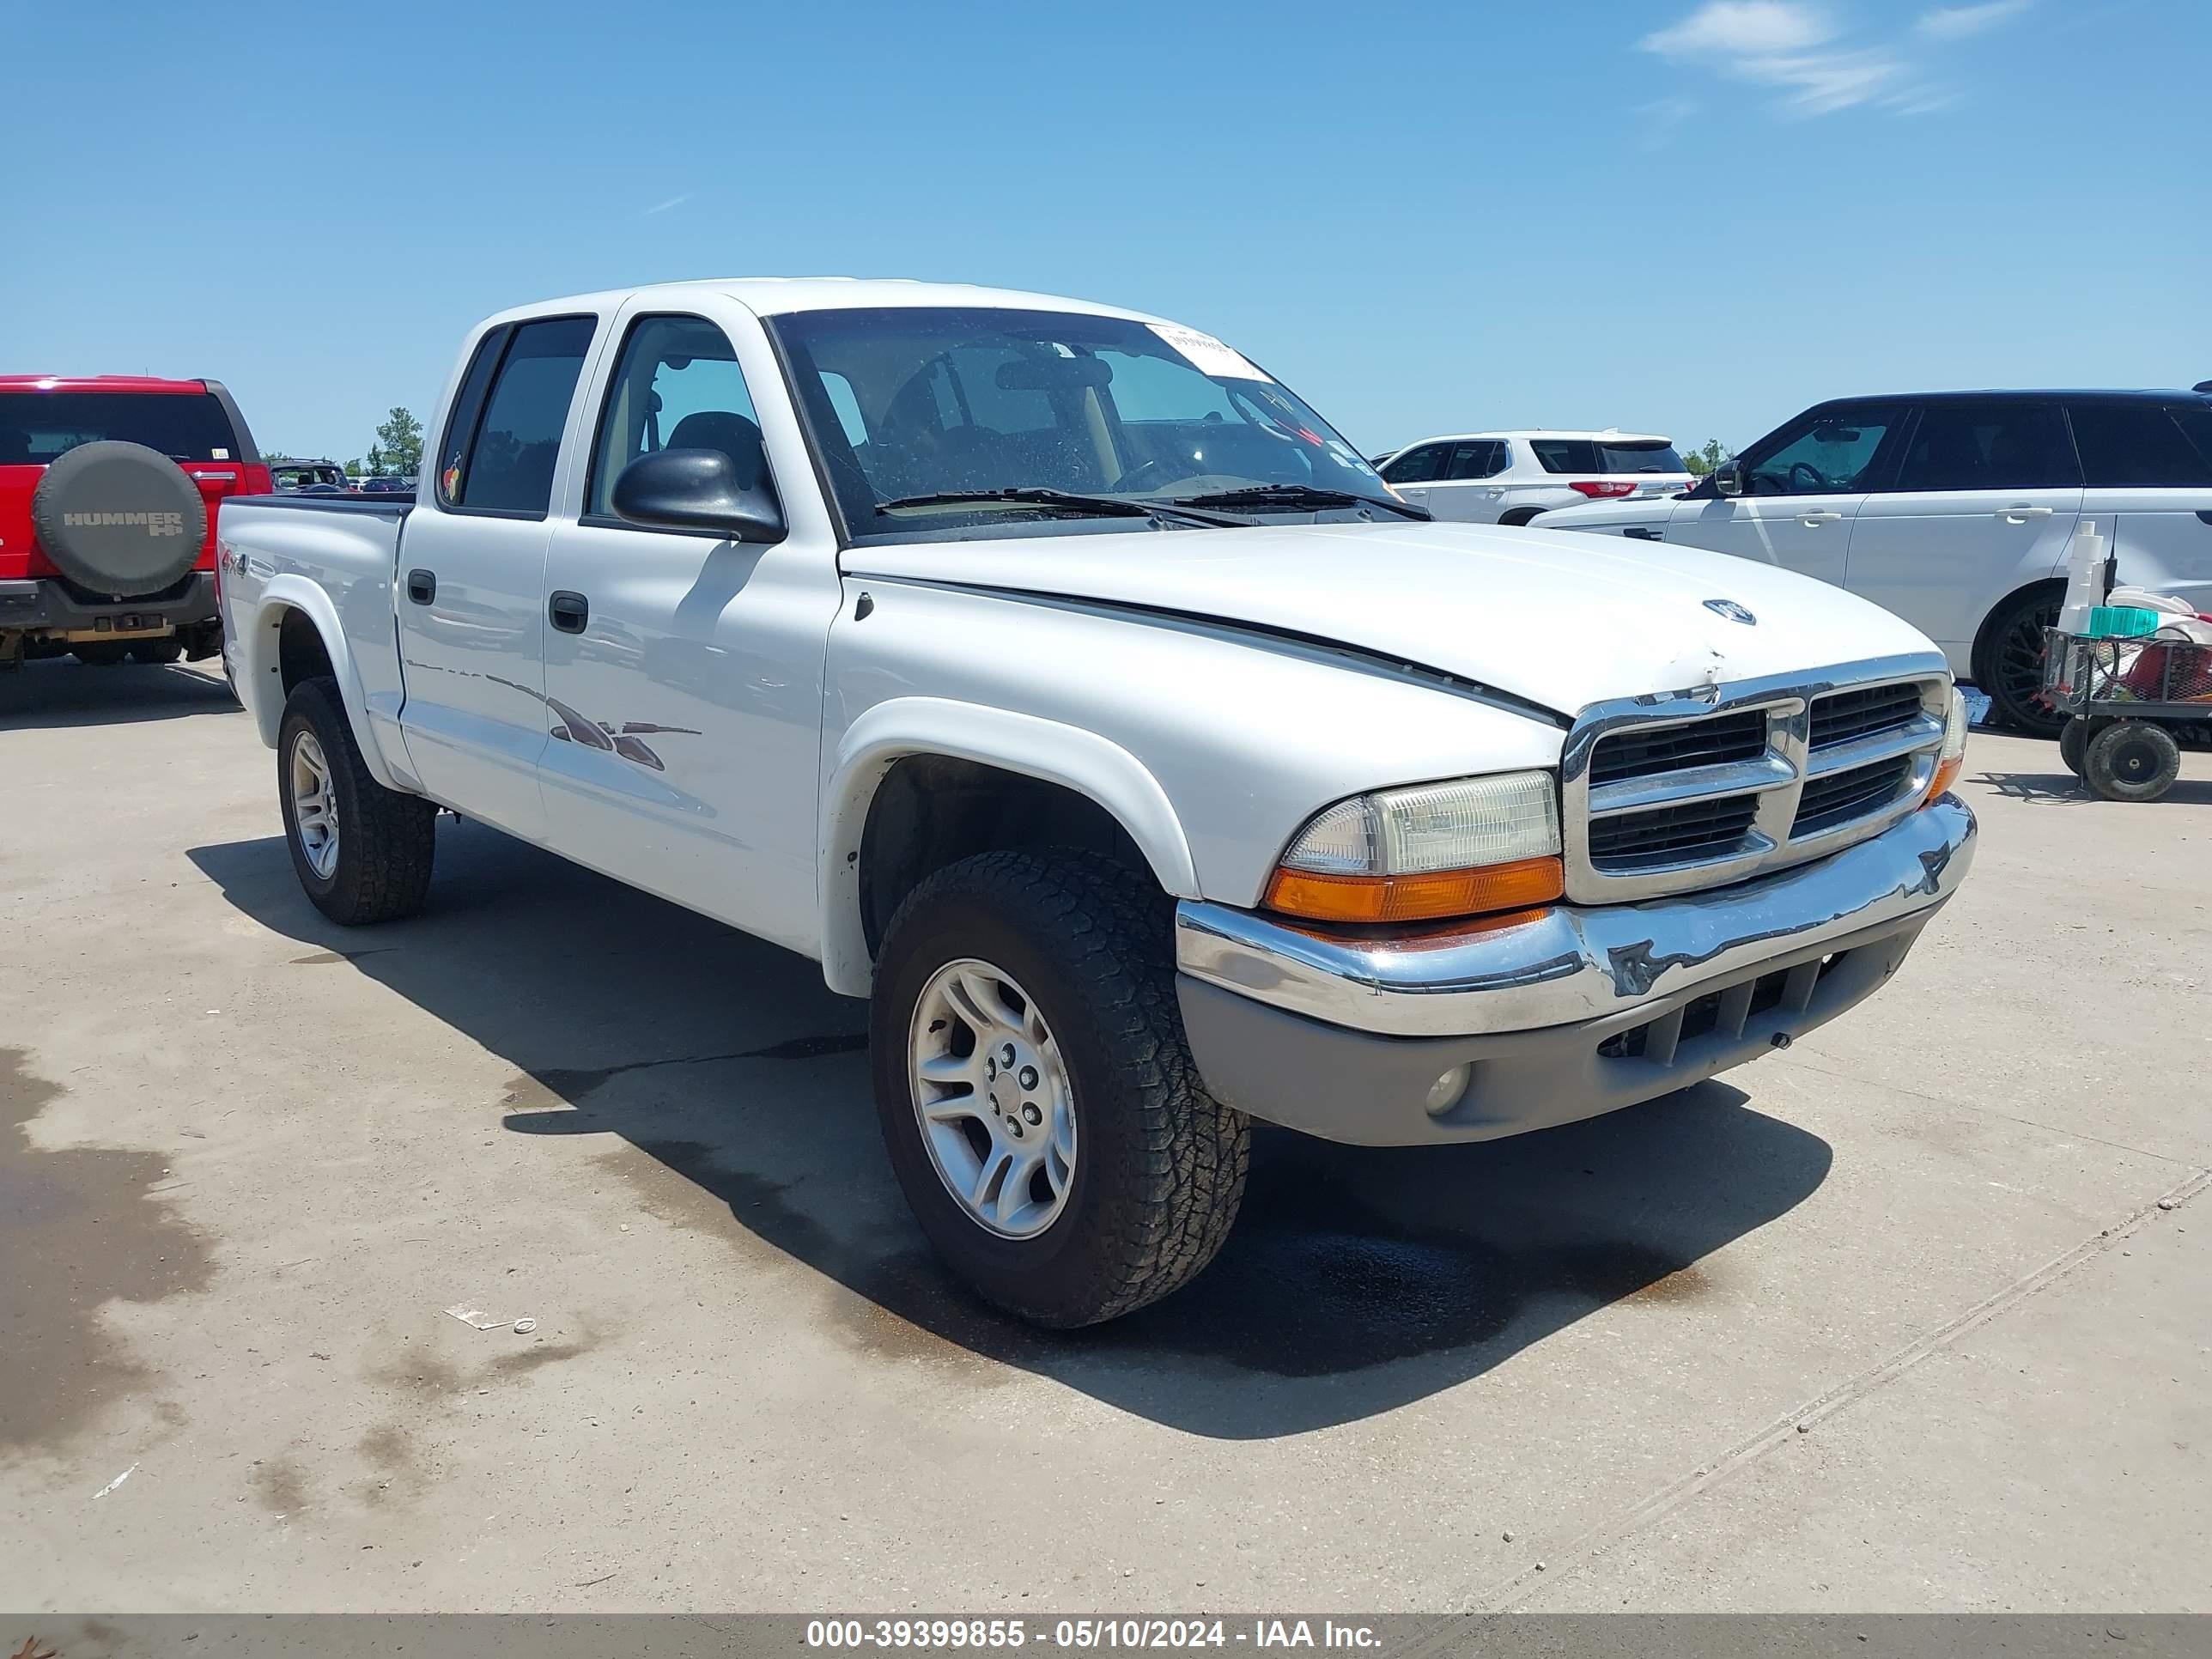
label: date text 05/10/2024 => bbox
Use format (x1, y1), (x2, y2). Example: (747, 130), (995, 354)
(803, 1620), (1382, 1650)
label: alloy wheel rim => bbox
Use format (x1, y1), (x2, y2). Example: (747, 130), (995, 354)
(908, 957), (1077, 1240)
(290, 732), (340, 879)
(1996, 601), (2059, 720)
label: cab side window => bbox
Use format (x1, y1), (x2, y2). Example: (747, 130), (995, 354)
(1894, 402), (2077, 492)
(443, 315), (598, 517)
(2069, 403), (2212, 488)
(1449, 441), (1506, 480)
(1743, 404), (1905, 495)
(587, 314), (776, 523)
(1381, 443), (1448, 483)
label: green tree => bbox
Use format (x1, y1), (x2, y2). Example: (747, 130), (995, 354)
(1683, 438), (1731, 477)
(344, 459), (363, 477)
(371, 407), (423, 477)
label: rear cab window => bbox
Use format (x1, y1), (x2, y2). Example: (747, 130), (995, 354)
(0, 391), (242, 465)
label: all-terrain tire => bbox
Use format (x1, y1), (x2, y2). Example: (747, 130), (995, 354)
(278, 677), (437, 924)
(870, 850), (1249, 1328)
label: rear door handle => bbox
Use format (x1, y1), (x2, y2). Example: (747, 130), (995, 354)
(405, 568), (436, 605)
(1998, 505), (2054, 521)
(548, 591), (589, 634)
(1799, 510), (1844, 526)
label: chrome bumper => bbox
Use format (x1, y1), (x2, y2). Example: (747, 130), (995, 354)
(1176, 793), (1977, 1041)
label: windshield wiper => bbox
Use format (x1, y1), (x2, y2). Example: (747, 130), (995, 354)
(1168, 483), (1431, 521)
(874, 489), (1235, 527)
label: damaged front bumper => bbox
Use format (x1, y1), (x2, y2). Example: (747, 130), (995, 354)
(1173, 793), (1976, 1146)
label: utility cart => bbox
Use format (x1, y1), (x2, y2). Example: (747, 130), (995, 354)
(2044, 628), (2212, 801)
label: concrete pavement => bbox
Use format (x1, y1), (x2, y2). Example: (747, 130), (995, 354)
(3, 658), (2206, 1613)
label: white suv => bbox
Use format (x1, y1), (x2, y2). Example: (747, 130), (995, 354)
(1533, 392), (2212, 734)
(1376, 430), (1692, 526)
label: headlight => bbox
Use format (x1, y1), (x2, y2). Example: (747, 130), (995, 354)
(1265, 772), (1565, 924)
(1923, 687), (1968, 805)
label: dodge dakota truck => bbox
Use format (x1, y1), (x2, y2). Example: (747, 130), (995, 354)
(216, 280), (1977, 1327)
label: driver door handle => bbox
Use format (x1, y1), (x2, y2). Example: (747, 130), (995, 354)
(1999, 505), (2054, 521)
(548, 590), (590, 634)
(1799, 510), (1844, 526)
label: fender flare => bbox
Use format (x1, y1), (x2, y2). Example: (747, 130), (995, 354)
(245, 577), (406, 792)
(817, 697), (1200, 997)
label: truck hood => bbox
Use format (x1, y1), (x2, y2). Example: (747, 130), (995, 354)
(845, 520), (1942, 716)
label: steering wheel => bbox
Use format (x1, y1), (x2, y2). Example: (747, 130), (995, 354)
(1786, 460), (1828, 494)
(1106, 455), (1190, 495)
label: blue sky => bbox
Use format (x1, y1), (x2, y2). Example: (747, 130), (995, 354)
(6, 0), (2205, 462)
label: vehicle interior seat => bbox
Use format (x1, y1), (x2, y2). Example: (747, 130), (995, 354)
(666, 410), (773, 495)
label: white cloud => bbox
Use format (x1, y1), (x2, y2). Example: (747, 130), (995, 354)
(1917, 0), (2030, 40)
(1639, 0), (2010, 118)
(1637, 94), (1700, 148)
(641, 194), (690, 217)
(1738, 48), (1908, 114)
(1644, 2), (1838, 57)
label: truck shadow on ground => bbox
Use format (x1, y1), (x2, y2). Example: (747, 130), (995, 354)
(189, 818), (1833, 1440)
(0, 657), (240, 731)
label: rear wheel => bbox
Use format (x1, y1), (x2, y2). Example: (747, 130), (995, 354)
(72, 641), (131, 666)
(1975, 586), (2064, 737)
(278, 678), (437, 923)
(129, 638), (183, 664)
(870, 850), (1249, 1327)
(2083, 720), (2181, 803)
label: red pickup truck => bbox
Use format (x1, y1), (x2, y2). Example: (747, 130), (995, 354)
(1, 375), (271, 668)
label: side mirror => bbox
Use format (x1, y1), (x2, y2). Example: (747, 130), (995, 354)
(611, 447), (785, 543)
(1713, 459), (1745, 498)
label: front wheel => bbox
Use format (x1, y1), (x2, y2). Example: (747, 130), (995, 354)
(870, 851), (1249, 1328)
(278, 677), (438, 923)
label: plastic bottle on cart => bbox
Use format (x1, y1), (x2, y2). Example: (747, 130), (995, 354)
(2057, 519), (2111, 636)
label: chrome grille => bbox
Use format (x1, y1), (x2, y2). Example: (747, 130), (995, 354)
(1793, 756), (1914, 837)
(1561, 658), (1950, 903)
(1809, 683), (1924, 750)
(1589, 795), (1759, 871)
(1589, 710), (1767, 787)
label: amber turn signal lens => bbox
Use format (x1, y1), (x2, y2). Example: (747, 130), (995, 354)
(1923, 752), (1963, 804)
(1264, 854), (1566, 924)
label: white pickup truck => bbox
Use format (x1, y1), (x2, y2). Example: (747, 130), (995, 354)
(217, 279), (1977, 1327)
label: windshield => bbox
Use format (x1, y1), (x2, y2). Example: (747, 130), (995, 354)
(767, 307), (1398, 536)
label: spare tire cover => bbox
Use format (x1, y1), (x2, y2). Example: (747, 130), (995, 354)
(30, 441), (209, 597)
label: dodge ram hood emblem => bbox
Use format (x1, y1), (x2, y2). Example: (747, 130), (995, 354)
(1704, 599), (1757, 625)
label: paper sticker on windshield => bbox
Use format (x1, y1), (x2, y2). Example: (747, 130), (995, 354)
(1149, 323), (1272, 383)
